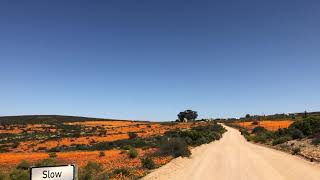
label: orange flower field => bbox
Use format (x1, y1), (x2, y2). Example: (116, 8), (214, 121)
(0, 119), (206, 179)
(0, 149), (173, 178)
(236, 120), (294, 131)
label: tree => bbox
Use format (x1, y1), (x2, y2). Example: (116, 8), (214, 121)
(177, 110), (198, 122)
(245, 114), (251, 119)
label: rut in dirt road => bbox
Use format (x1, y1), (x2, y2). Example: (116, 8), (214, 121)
(143, 125), (320, 180)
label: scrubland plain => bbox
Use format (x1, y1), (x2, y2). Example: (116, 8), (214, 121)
(0, 116), (224, 179)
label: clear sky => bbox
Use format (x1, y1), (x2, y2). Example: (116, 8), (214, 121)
(1, 0), (320, 121)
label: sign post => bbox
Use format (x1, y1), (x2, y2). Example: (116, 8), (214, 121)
(30, 165), (76, 180)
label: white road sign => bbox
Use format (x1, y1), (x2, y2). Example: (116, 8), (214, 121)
(31, 165), (76, 180)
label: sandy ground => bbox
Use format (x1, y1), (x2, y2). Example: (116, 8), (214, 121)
(143, 125), (320, 180)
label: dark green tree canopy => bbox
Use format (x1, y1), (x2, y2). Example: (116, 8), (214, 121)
(177, 110), (198, 122)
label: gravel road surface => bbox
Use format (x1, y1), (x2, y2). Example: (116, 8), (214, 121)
(143, 125), (320, 180)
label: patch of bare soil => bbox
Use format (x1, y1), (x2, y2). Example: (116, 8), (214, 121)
(274, 138), (320, 162)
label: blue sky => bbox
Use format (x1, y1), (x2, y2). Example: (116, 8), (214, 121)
(0, 0), (320, 121)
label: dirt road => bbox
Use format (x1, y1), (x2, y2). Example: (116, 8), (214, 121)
(143, 125), (320, 180)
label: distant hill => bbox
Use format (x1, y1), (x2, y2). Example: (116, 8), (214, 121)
(0, 115), (135, 125)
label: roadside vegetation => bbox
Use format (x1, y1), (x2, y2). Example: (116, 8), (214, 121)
(228, 115), (320, 162)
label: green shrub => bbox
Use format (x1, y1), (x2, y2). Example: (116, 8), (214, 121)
(312, 132), (320, 145)
(16, 160), (30, 170)
(176, 123), (226, 146)
(289, 128), (304, 139)
(240, 129), (249, 136)
(272, 136), (291, 145)
(112, 168), (130, 176)
(128, 132), (138, 139)
(211, 123), (227, 134)
(12, 142), (19, 148)
(35, 158), (56, 167)
(274, 128), (288, 137)
(180, 130), (202, 141)
(99, 151), (105, 157)
(292, 147), (301, 155)
(243, 134), (254, 141)
(179, 130), (205, 145)
(97, 172), (109, 180)
(48, 152), (57, 158)
(252, 126), (267, 134)
(128, 148), (138, 158)
(141, 157), (156, 169)
(253, 133), (268, 143)
(160, 137), (191, 157)
(9, 169), (29, 180)
(122, 145), (132, 150)
(79, 161), (103, 180)
(289, 117), (320, 135)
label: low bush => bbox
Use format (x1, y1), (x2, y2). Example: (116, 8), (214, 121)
(253, 133), (268, 143)
(16, 160), (30, 170)
(272, 136), (291, 145)
(48, 152), (57, 158)
(252, 126), (267, 134)
(243, 134), (254, 141)
(128, 148), (138, 158)
(252, 121), (259, 125)
(99, 151), (105, 157)
(289, 128), (304, 139)
(141, 157), (155, 169)
(122, 145), (132, 150)
(240, 129), (249, 136)
(9, 169), (29, 180)
(312, 132), (320, 145)
(128, 132), (138, 139)
(239, 128), (253, 141)
(160, 137), (191, 157)
(289, 117), (320, 135)
(274, 128), (288, 137)
(12, 142), (19, 148)
(79, 161), (104, 180)
(35, 158), (56, 167)
(170, 123), (226, 146)
(292, 147), (301, 155)
(112, 168), (130, 176)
